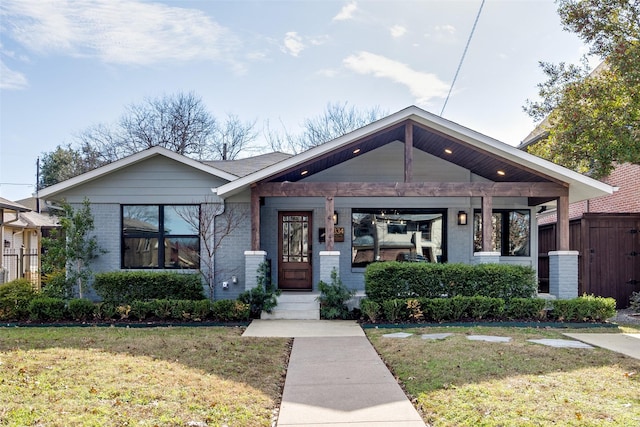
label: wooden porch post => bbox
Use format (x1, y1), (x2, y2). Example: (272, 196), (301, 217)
(482, 196), (493, 252)
(250, 184), (260, 251)
(557, 195), (570, 251)
(404, 122), (413, 183)
(325, 196), (335, 251)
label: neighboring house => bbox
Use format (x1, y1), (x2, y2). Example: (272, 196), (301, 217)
(38, 106), (613, 318)
(520, 130), (640, 307)
(1, 199), (59, 287)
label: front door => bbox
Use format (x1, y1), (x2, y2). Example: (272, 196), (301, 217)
(278, 211), (313, 290)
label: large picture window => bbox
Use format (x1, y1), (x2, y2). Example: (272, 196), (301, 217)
(473, 209), (530, 256)
(122, 205), (200, 269)
(352, 209), (446, 268)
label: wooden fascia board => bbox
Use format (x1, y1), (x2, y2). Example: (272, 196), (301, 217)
(255, 181), (569, 198)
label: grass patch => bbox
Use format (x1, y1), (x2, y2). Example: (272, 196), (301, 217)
(367, 326), (640, 426)
(0, 326), (290, 426)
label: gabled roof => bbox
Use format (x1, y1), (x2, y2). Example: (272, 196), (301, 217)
(215, 105), (614, 204)
(2, 211), (58, 228)
(38, 146), (240, 198)
(0, 197), (30, 212)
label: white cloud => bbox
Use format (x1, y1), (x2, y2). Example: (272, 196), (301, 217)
(435, 24), (456, 35)
(333, 2), (357, 21)
(282, 32), (305, 57)
(0, 60), (28, 90)
(390, 25), (407, 38)
(0, 0), (237, 65)
(316, 68), (339, 78)
(343, 51), (450, 105)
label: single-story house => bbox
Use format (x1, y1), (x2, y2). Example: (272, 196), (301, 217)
(38, 106), (614, 318)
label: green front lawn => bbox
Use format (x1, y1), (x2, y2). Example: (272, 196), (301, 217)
(0, 327), (290, 427)
(367, 326), (640, 426)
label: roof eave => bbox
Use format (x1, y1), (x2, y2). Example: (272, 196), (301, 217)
(38, 146), (238, 199)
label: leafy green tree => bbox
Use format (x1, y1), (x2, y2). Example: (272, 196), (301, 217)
(524, 0), (640, 178)
(42, 199), (105, 299)
(39, 144), (105, 188)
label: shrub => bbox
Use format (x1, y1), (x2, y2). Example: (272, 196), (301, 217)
(426, 298), (452, 322)
(630, 291), (640, 313)
(467, 296), (504, 320)
(94, 272), (205, 305)
(317, 269), (355, 320)
(129, 300), (154, 320)
(359, 299), (380, 322)
(364, 262), (536, 303)
(550, 295), (616, 322)
(382, 299), (406, 322)
(192, 299), (213, 320)
(152, 299), (173, 319)
(505, 298), (547, 320)
(406, 298), (424, 321)
(28, 297), (66, 321)
(41, 270), (73, 299)
(0, 279), (37, 321)
(67, 298), (95, 321)
(212, 299), (250, 321)
(95, 302), (118, 320)
(239, 261), (280, 318)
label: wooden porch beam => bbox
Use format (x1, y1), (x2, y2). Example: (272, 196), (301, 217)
(325, 196), (335, 251)
(256, 181), (569, 198)
(557, 194), (570, 251)
(482, 196), (493, 252)
(250, 184), (260, 251)
(404, 122), (413, 183)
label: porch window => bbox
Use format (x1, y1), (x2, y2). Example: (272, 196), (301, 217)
(473, 209), (530, 256)
(352, 209), (446, 268)
(122, 205), (200, 269)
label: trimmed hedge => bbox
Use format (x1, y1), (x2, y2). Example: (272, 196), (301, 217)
(364, 262), (536, 303)
(358, 295), (615, 323)
(0, 279), (37, 321)
(94, 272), (205, 304)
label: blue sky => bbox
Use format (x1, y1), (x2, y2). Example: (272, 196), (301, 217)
(1, 0), (589, 201)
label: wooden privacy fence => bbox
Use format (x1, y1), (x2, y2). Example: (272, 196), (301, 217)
(2, 247), (40, 288)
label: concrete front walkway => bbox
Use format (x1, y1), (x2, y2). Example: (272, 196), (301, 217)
(563, 333), (640, 360)
(243, 320), (426, 427)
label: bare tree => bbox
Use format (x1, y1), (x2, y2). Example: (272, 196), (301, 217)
(177, 199), (248, 299)
(208, 113), (258, 160)
(266, 102), (386, 154)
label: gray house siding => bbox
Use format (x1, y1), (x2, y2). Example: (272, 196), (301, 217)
(256, 144), (536, 292)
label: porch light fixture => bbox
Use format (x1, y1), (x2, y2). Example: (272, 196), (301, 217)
(444, 148), (453, 154)
(457, 210), (468, 225)
(333, 211), (339, 225)
(301, 170), (309, 176)
(353, 148), (361, 154)
(497, 170), (506, 176)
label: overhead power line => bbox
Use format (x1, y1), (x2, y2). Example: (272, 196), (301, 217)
(440, 0), (486, 117)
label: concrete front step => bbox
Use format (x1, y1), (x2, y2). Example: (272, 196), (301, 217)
(261, 292), (320, 320)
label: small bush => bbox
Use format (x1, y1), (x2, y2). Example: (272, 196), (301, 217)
(41, 270), (73, 299)
(426, 298), (452, 322)
(94, 272), (205, 305)
(129, 300), (154, 320)
(152, 299), (173, 319)
(359, 299), (380, 322)
(505, 298), (547, 320)
(67, 298), (95, 321)
(28, 297), (66, 321)
(317, 269), (355, 320)
(192, 299), (212, 320)
(382, 299), (406, 322)
(239, 262), (280, 318)
(467, 296), (504, 320)
(95, 302), (118, 320)
(212, 299), (250, 321)
(0, 279), (37, 321)
(630, 291), (640, 313)
(550, 295), (616, 322)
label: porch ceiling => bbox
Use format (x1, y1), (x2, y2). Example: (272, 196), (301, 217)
(266, 121), (556, 184)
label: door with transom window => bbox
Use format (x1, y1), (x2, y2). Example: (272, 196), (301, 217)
(278, 212), (312, 290)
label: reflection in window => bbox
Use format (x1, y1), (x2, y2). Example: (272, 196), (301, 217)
(352, 209), (446, 268)
(473, 209), (530, 256)
(122, 205), (200, 269)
